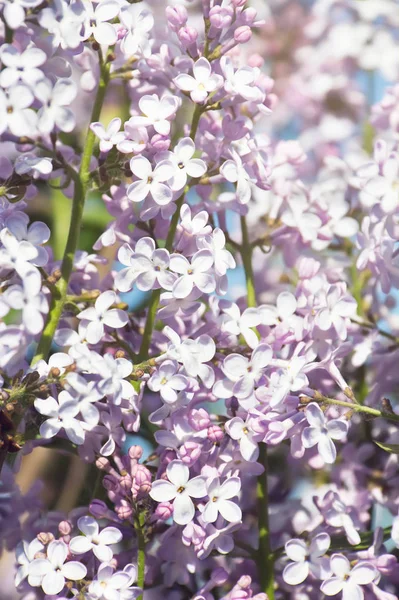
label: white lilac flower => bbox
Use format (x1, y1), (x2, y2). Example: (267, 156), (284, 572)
(202, 477), (242, 524)
(69, 515), (122, 561)
(35, 78), (77, 134)
(219, 303), (261, 349)
(128, 156), (174, 205)
(0, 84), (37, 136)
(174, 57), (223, 104)
(150, 460), (207, 525)
(283, 533), (331, 585)
(34, 392), (85, 445)
(320, 554), (377, 600)
(77, 290), (128, 344)
(116, 238), (176, 293)
(148, 360), (190, 403)
(119, 4), (154, 57)
(88, 563), (141, 600)
(220, 151), (255, 204)
(28, 540), (87, 596)
(170, 249), (215, 298)
(83, 0), (120, 46)
(15, 538), (45, 587)
(90, 118), (125, 153)
(131, 94), (180, 136)
(225, 416), (260, 462)
(163, 137), (207, 191)
(213, 344), (272, 400)
(0, 44), (46, 88)
(302, 403), (348, 464)
(220, 56), (264, 102)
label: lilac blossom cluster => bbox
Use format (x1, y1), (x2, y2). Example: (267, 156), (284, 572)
(1, 0), (399, 599)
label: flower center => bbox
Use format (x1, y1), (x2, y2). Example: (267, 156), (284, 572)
(177, 486), (185, 493)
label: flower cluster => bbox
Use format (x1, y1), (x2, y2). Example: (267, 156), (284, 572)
(1, 1), (399, 600)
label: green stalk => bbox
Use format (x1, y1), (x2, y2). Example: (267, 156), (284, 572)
(137, 105), (204, 361)
(136, 511), (146, 600)
(257, 444), (275, 599)
(312, 395), (399, 424)
(240, 215), (274, 597)
(31, 60), (110, 365)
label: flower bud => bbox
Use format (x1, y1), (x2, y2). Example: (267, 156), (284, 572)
(150, 134), (170, 152)
(179, 441), (201, 465)
(154, 502), (173, 521)
(209, 6), (233, 29)
(207, 425), (224, 442)
(234, 26), (252, 44)
(189, 408), (210, 431)
(178, 26), (198, 48)
(37, 532), (54, 545)
(90, 499), (108, 519)
(58, 520), (72, 535)
(166, 5), (188, 31)
(116, 500), (133, 520)
(128, 445), (143, 461)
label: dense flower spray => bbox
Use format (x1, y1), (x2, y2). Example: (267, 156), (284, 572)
(1, 0), (399, 599)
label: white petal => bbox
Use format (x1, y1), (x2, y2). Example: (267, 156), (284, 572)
(283, 561), (309, 586)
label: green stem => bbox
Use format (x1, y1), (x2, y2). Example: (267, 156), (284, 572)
(240, 217), (274, 595)
(310, 394), (399, 424)
(31, 60), (110, 365)
(257, 444), (275, 599)
(240, 216), (256, 308)
(137, 105), (204, 361)
(136, 512), (146, 599)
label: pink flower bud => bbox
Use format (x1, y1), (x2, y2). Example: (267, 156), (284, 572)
(58, 520), (72, 535)
(209, 6), (233, 29)
(150, 134), (170, 152)
(188, 408), (210, 431)
(154, 502), (173, 521)
(119, 474), (133, 491)
(90, 499), (108, 519)
(207, 425), (224, 442)
(96, 457), (111, 471)
(178, 26), (198, 47)
(242, 7), (257, 25)
(234, 26), (252, 44)
(128, 445), (143, 460)
(179, 441), (201, 465)
(166, 5), (188, 31)
(248, 53), (264, 68)
(37, 532), (54, 545)
(116, 500), (133, 520)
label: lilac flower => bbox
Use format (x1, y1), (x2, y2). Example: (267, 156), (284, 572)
(214, 344), (272, 400)
(220, 151), (255, 204)
(225, 417), (260, 462)
(116, 238), (176, 293)
(320, 554), (377, 600)
(34, 392), (85, 445)
(0, 44), (46, 88)
(77, 291), (128, 345)
(170, 250), (215, 298)
(69, 515), (122, 561)
(150, 460), (207, 525)
(148, 360), (190, 403)
(283, 533), (331, 585)
(28, 540), (87, 595)
(88, 563), (141, 600)
(163, 137), (207, 191)
(202, 477), (242, 524)
(302, 403), (348, 464)
(174, 57), (223, 103)
(91, 118), (125, 153)
(83, 0), (120, 46)
(132, 94), (180, 136)
(128, 156), (174, 205)
(0, 84), (37, 136)
(35, 78), (77, 133)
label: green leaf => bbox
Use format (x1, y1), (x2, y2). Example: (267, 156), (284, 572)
(375, 441), (399, 454)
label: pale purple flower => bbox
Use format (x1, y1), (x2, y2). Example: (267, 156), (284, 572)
(163, 137), (207, 191)
(320, 554), (377, 600)
(225, 417), (260, 462)
(28, 540), (87, 596)
(34, 392), (85, 445)
(174, 57), (223, 103)
(69, 515), (122, 562)
(0, 84), (37, 136)
(131, 94), (180, 136)
(128, 156), (174, 205)
(120, 4), (154, 57)
(214, 344), (272, 400)
(15, 539), (45, 587)
(220, 151), (255, 204)
(91, 118), (125, 153)
(77, 290), (128, 344)
(116, 238), (176, 293)
(35, 78), (77, 134)
(148, 360), (189, 403)
(202, 477), (242, 524)
(283, 533), (331, 585)
(0, 44), (46, 88)
(220, 56), (263, 102)
(88, 563), (140, 600)
(170, 249), (215, 298)
(83, 0), (120, 46)
(302, 403), (348, 464)
(150, 460), (207, 525)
